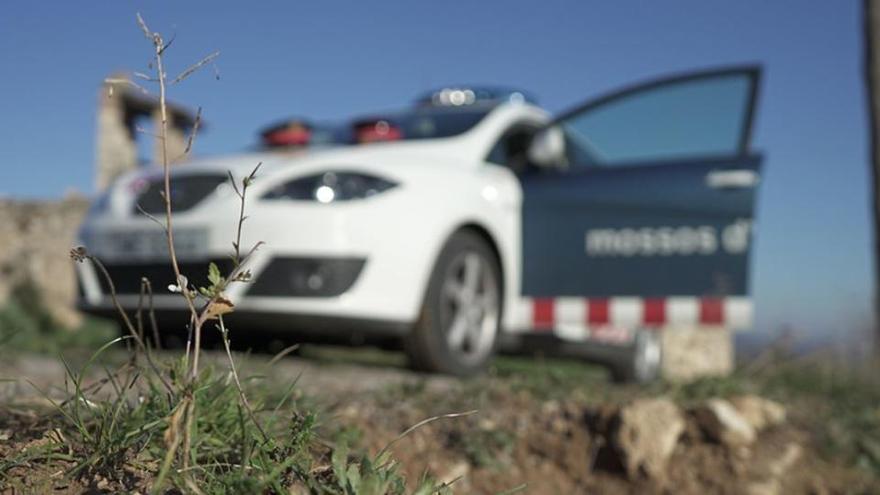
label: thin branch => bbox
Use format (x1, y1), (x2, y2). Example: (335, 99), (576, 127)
(134, 203), (169, 233)
(226, 241), (264, 283)
(159, 32), (176, 56)
(133, 71), (155, 81)
(146, 22), (201, 376)
(135, 12), (152, 40)
(232, 163), (262, 266)
(135, 125), (162, 139)
(172, 51), (220, 85)
(142, 278), (162, 350)
(182, 107), (202, 155)
(131, 15), (265, 483)
(135, 279), (147, 361)
(104, 78), (151, 97)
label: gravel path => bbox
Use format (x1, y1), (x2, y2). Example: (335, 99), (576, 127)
(0, 348), (458, 405)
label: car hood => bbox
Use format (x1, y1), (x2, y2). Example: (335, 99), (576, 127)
(87, 131), (509, 225)
(117, 136), (481, 189)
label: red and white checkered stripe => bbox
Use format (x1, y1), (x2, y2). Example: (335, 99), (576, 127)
(513, 297), (752, 344)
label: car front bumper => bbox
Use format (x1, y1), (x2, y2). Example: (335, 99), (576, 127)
(75, 194), (449, 334)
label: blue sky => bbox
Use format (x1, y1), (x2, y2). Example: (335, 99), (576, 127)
(0, 1), (872, 339)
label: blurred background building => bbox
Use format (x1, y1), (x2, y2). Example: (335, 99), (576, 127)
(0, 76), (199, 328)
(96, 74), (199, 190)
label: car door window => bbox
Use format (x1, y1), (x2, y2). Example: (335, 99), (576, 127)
(557, 69), (758, 167)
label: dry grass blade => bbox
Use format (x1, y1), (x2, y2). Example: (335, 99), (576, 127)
(496, 483), (529, 494)
(142, 278), (161, 350)
(76, 253), (173, 395)
(377, 409), (478, 459)
(172, 51), (220, 84)
(155, 399), (188, 490)
(217, 316), (269, 442)
(265, 344), (300, 368)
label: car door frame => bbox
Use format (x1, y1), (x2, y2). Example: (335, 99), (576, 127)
(515, 64), (764, 335)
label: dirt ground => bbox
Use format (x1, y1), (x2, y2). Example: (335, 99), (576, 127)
(1, 347), (878, 494)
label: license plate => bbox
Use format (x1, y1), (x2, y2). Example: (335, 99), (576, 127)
(90, 228), (207, 262)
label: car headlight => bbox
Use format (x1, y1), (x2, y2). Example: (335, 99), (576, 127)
(261, 171), (398, 203)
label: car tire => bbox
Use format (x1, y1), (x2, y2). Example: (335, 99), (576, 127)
(406, 230), (502, 376)
(611, 329), (663, 383)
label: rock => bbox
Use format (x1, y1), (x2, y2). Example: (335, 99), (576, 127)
(730, 395), (787, 431)
(95, 477), (110, 490)
(694, 398), (756, 446)
(439, 461), (470, 486)
(733, 444), (752, 460)
(766, 442), (802, 477)
(613, 397), (685, 481)
(746, 479), (781, 495)
(661, 326), (733, 381)
(743, 442), (802, 495)
(807, 478), (830, 495)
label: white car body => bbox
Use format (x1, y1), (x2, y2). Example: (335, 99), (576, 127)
(77, 67), (764, 378)
(78, 103), (545, 332)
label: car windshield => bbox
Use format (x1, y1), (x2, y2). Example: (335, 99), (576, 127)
(260, 106), (493, 149)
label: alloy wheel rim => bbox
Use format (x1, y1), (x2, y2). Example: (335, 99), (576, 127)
(439, 250), (499, 365)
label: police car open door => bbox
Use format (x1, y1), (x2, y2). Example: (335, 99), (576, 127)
(521, 66), (761, 330)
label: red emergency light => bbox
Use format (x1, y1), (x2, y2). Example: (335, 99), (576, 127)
(261, 120), (313, 147)
(354, 119), (402, 143)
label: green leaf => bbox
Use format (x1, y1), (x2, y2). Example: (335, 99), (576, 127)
(207, 262), (222, 286)
(331, 444), (350, 489)
(346, 463), (361, 492)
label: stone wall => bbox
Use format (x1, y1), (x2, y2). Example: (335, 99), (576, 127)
(1, 78), (195, 330)
(0, 196), (90, 328)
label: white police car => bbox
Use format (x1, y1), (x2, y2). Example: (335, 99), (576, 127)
(77, 66), (763, 380)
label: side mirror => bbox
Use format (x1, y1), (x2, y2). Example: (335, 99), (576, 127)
(527, 126), (566, 169)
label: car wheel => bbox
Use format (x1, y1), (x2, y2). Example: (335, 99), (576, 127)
(612, 329), (663, 383)
(406, 230), (501, 376)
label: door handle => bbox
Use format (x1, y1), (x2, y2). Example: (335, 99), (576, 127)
(705, 169), (760, 190)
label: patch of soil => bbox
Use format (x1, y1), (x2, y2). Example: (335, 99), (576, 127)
(330, 386), (879, 494)
(1, 351), (878, 494)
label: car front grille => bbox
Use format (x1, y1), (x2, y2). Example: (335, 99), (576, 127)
(133, 174), (228, 215)
(247, 257), (366, 297)
(95, 259), (235, 296)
